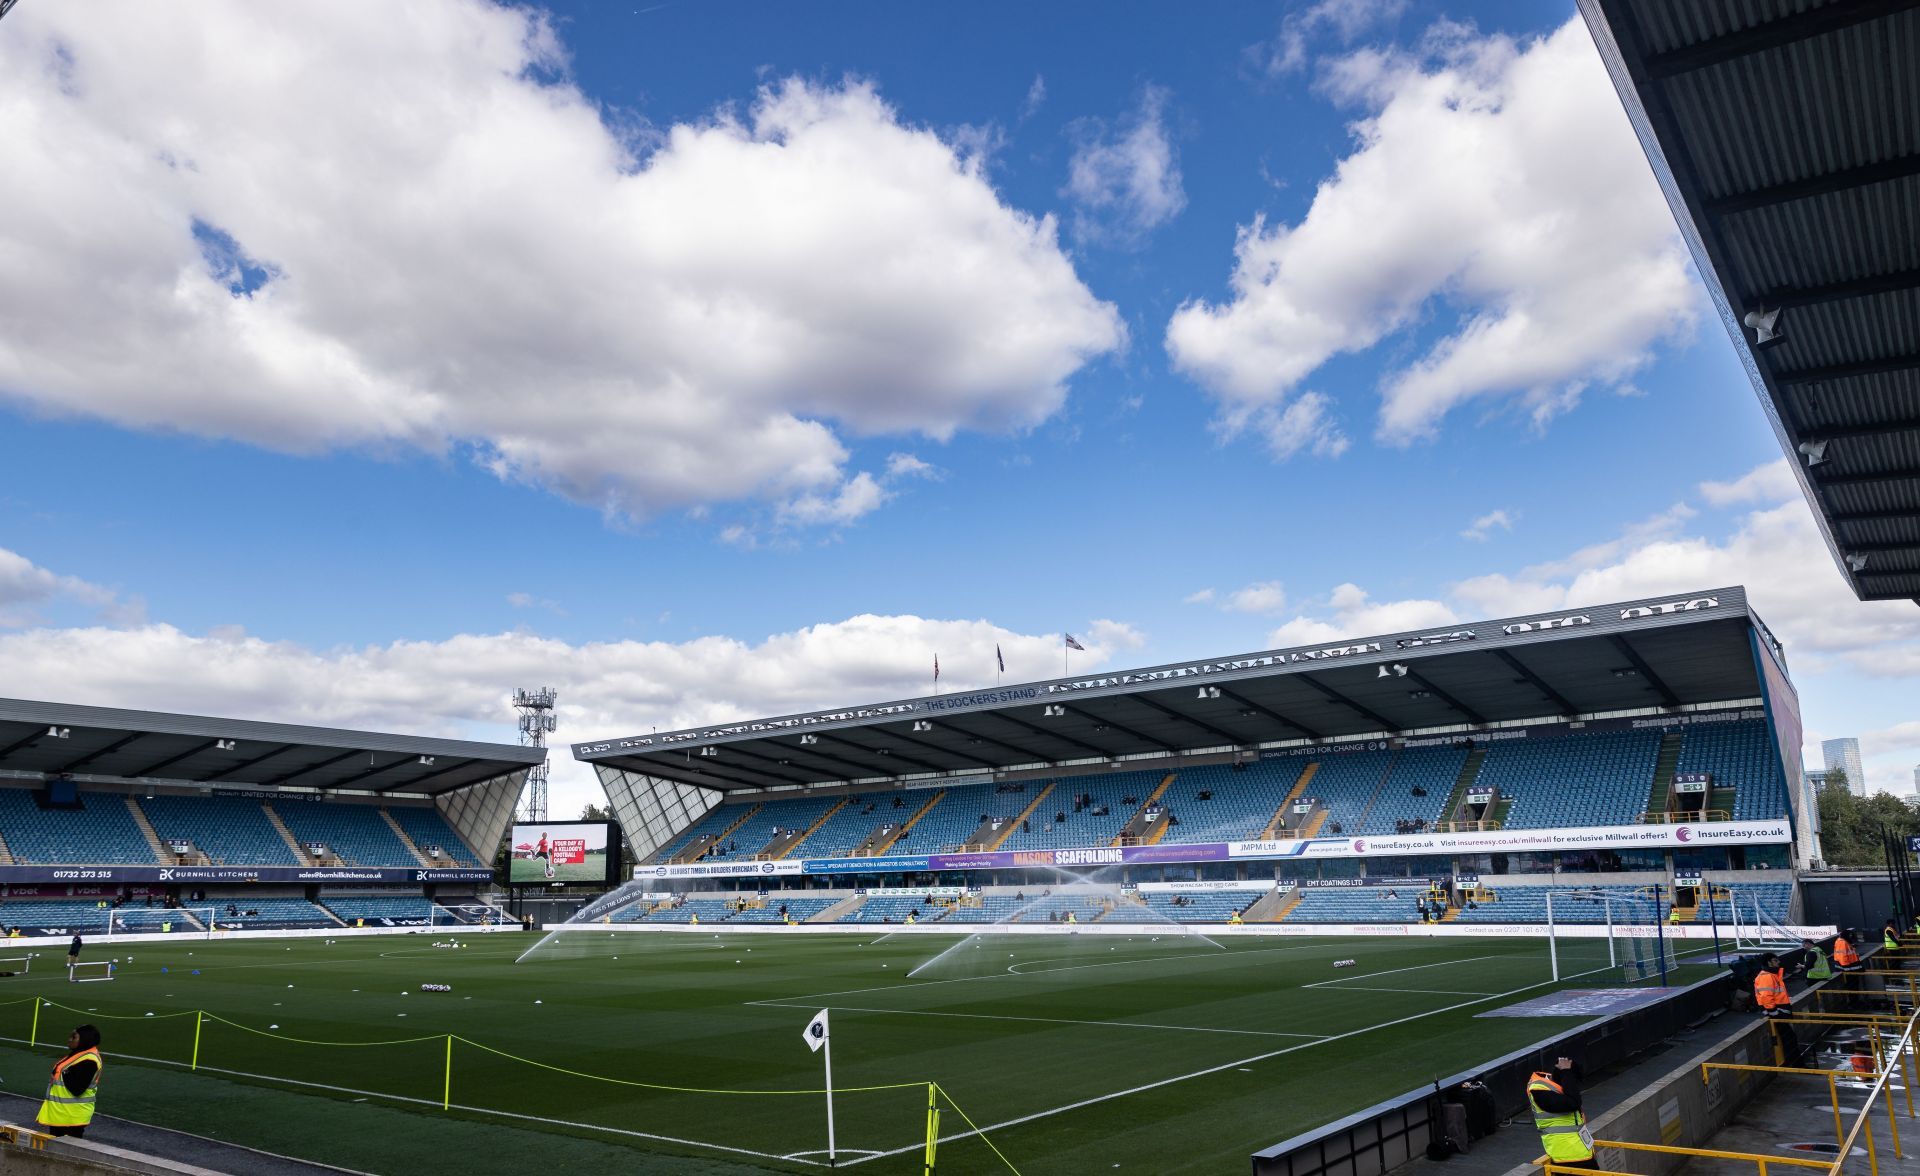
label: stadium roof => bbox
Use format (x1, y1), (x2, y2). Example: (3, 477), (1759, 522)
(1579, 0), (1920, 604)
(575, 586), (1778, 793)
(0, 698), (543, 797)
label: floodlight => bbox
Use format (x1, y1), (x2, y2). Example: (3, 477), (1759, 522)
(1742, 306), (1783, 346)
(417, 755), (436, 765)
(1196, 686), (1220, 699)
(1377, 664), (1408, 678)
(215, 739), (238, 751)
(696, 747), (717, 757)
(1797, 439), (1828, 467)
(911, 720), (933, 732)
(1846, 553), (1868, 572)
(46, 727), (69, 739)
(799, 734), (818, 745)
(1042, 705), (1066, 717)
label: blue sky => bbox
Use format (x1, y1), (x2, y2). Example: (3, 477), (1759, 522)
(0, 0), (1914, 811)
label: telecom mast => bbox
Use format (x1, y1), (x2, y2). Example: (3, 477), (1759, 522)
(513, 687), (557, 822)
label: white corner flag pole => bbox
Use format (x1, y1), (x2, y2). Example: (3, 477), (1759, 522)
(805, 1008), (836, 1166)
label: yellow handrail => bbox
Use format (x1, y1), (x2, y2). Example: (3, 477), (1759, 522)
(1638, 809), (1733, 824)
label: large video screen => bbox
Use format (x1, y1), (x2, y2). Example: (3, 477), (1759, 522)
(509, 821), (621, 886)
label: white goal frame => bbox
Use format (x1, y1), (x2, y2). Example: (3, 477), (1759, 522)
(105, 907), (217, 940)
(1544, 888), (1678, 983)
(0, 955), (31, 976)
(67, 961), (113, 984)
(433, 904), (512, 932)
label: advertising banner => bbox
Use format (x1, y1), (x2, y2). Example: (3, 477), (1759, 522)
(635, 860), (806, 880)
(0, 865), (493, 885)
(801, 855), (931, 875)
(1227, 819), (1790, 861)
(1134, 880), (1279, 893)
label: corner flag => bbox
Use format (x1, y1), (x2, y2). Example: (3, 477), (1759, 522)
(804, 1008), (829, 1052)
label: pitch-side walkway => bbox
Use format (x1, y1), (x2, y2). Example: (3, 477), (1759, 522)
(0, 1090), (366, 1176)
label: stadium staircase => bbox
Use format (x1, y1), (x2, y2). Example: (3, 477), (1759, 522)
(1645, 732), (1683, 817)
(261, 803), (311, 861)
(858, 790), (943, 856)
(0, 830), (11, 865)
(1111, 774), (1178, 846)
(1437, 746), (1489, 825)
(378, 809), (434, 867)
(984, 783), (1056, 851)
(1242, 887), (1299, 922)
(1261, 763), (1318, 838)
(765, 797), (849, 860)
(811, 895), (866, 922)
(1351, 748), (1401, 832)
(123, 798), (171, 863)
(672, 803), (763, 864)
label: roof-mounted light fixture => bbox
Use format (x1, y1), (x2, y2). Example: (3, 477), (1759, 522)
(1846, 553), (1869, 572)
(1377, 664), (1408, 678)
(1196, 686), (1221, 700)
(46, 727), (69, 739)
(911, 720), (933, 732)
(215, 738), (238, 751)
(799, 734), (818, 745)
(417, 755), (436, 765)
(1742, 306), (1784, 347)
(1042, 705), (1066, 717)
(1797, 439), (1828, 467)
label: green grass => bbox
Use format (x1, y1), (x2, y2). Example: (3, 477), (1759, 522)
(0, 930), (1708, 1175)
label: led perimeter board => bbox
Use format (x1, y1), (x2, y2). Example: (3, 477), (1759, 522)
(509, 821), (620, 886)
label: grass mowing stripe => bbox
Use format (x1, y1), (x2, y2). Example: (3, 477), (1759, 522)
(751, 1001), (1330, 1039)
(1302, 954), (1509, 989)
(838, 944), (1695, 1165)
(0, 1032), (827, 1168)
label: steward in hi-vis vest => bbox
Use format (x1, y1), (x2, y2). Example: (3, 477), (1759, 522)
(1755, 954), (1800, 1062)
(1834, 934), (1861, 971)
(1802, 939), (1832, 981)
(1526, 1057), (1595, 1169)
(1884, 921), (1901, 952)
(36, 1025), (102, 1137)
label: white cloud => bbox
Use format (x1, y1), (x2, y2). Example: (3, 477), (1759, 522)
(0, 610), (1147, 820)
(1460, 508), (1515, 542)
(0, 1), (1122, 525)
(1267, 584), (1457, 648)
(1245, 0), (1409, 78)
(1022, 75), (1048, 121)
(1063, 85), (1186, 246)
(1699, 459), (1799, 507)
(1171, 18), (1695, 450)
(777, 471), (887, 526)
(0, 547), (138, 628)
(1225, 581), (1289, 615)
(1182, 588), (1216, 605)
(1258, 391), (1350, 460)
(884, 452), (939, 480)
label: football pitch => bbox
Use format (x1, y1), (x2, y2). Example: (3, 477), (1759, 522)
(0, 930), (1713, 1174)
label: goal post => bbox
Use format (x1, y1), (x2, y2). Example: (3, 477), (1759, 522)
(433, 904), (512, 932)
(1544, 888), (1677, 985)
(105, 907), (217, 940)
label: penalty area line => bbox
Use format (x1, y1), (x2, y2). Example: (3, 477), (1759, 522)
(753, 1000), (1328, 1040)
(835, 950), (1685, 1166)
(1303, 954), (1510, 990)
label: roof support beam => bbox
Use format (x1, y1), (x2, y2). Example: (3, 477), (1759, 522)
(1801, 417), (1920, 444)
(130, 739), (224, 780)
(376, 756), (480, 793)
(990, 712), (1112, 760)
(1761, 266), (1920, 311)
(1215, 688), (1322, 741)
(878, 728), (1000, 772)
(0, 728), (46, 761)
(1495, 651), (1579, 717)
(1778, 354), (1920, 385)
(1609, 636), (1682, 709)
(944, 724), (1053, 765)
(53, 732), (144, 775)
(815, 733), (944, 775)
(1051, 704), (1178, 754)
(674, 762), (784, 791)
(1643, 0), (1918, 79)
(1706, 153), (1920, 215)
(263, 749), (363, 787)
(768, 742), (881, 779)
(1813, 465), (1920, 487)
(706, 746), (820, 787)
(1401, 672), (1486, 726)
(1833, 540), (1920, 554)
(1294, 674), (1400, 732)
(1123, 694), (1247, 747)
(1831, 507), (1920, 524)
(202, 743), (297, 782)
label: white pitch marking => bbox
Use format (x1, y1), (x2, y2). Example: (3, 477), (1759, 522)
(1314, 985), (1500, 996)
(835, 950), (1671, 1167)
(1302, 955), (1508, 990)
(752, 1001), (1328, 1040)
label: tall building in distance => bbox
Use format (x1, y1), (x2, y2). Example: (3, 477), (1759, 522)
(1822, 737), (1866, 797)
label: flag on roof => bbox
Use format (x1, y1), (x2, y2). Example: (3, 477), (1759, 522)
(934, 654), (940, 682)
(1064, 633), (1086, 651)
(996, 644), (1005, 673)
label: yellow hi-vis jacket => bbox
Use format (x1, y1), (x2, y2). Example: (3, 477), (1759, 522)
(36, 1048), (101, 1129)
(1526, 1072), (1593, 1163)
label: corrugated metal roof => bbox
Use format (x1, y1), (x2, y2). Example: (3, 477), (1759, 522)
(1582, 0), (1920, 602)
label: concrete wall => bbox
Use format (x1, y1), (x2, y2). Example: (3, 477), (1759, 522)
(1499, 1015), (1778, 1176)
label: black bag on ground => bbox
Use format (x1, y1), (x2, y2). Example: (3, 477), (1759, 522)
(1440, 1102), (1472, 1155)
(1458, 1081), (1498, 1139)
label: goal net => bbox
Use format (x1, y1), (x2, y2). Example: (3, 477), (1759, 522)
(1544, 888), (1678, 984)
(433, 903), (513, 931)
(106, 907), (216, 940)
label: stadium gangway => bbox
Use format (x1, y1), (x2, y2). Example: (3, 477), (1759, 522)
(1637, 809), (1733, 824)
(1751, 1008), (1920, 1120)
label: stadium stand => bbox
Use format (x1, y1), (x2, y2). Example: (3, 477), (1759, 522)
(1284, 887), (1424, 924)
(385, 804), (484, 866)
(274, 798), (416, 866)
(320, 896), (438, 925)
(1358, 746), (1468, 834)
(1676, 720), (1788, 821)
(1475, 731), (1661, 830)
(841, 896), (949, 923)
(1152, 761), (1307, 843)
(138, 793), (297, 866)
(728, 896), (840, 923)
(696, 796), (843, 860)
(209, 898), (339, 929)
(1295, 751), (1395, 837)
(1113, 891), (1258, 923)
(0, 788), (158, 864)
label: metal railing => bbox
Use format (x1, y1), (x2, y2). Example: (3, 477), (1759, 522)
(1432, 818), (1502, 833)
(1638, 809), (1732, 824)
